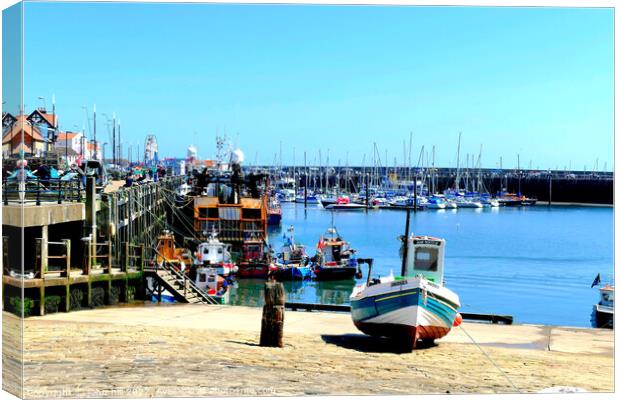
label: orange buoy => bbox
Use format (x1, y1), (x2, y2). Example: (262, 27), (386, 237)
(453, 313), (463, 327)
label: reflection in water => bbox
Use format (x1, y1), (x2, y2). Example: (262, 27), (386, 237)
(229, 278), (356, 306)
(313, 280), (356, 305)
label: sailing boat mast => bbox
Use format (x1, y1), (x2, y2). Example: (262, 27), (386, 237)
(455, 132), (462, 191)
(432, 145), (436, 195)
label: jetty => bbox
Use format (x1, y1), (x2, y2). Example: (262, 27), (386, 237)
(1, 175), (195, 316)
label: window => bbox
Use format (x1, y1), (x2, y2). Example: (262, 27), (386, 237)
(242, 209), (261, 219)
(199, 273), (207, 282)
(414, 248), (438, 272)
(204, 249), (209, 254)
(218, 248), (223, 254)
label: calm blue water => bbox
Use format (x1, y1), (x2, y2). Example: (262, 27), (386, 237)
(229, 203), (613, 327)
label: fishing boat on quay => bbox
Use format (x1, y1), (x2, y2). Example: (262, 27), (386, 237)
(312, 224), (361, 280)
(350, 230), (461, 351)
(272, 226), (312, 280)
(591, 277), (614, 329)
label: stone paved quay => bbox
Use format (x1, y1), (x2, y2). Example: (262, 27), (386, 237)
(2, 304), (614, 398)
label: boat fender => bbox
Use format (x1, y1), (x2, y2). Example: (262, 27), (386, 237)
(453, 313), (463, 327)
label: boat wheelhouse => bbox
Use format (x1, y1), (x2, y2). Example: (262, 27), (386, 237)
(273, 226), (311, 280)
(193, 231), (237, 277)
(155, 231), (193, 269)
(194, 266), (230, 304)
(592, 284), (614, 329)
(237, 237), (275, 278)
(312, 226), (360, 280)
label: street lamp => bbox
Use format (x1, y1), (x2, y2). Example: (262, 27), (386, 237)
(102, 142), (108, 163)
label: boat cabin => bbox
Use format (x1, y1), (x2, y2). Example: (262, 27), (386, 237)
(242, 239), (268, 263)
(195, 238), (232, 266)
(405, 236), (446, 284)
(194, 266), (224, 295)
(280, 243), (306, 264)
(599, 285), (614, 309)
(156, 231), (192, 267)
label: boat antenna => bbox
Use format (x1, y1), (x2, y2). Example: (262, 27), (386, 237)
(401, 208), (411, 276)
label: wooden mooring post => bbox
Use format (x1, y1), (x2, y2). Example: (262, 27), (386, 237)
(259, 281), (285, 347)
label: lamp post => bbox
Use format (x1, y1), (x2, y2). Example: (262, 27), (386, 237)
(37, 96), (46, 110)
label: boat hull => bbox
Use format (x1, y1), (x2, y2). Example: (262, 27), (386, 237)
(351, 279), (460, 347)
(592, 305), (614, 329)
(267, 212), (282, 225)
(237, 262), (272, 278)
(314, 265), (358, 280)
(273, 265), (312, 281)
(325, 204), (366, 211)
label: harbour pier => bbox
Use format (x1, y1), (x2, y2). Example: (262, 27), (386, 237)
(2, 175), (185, 316)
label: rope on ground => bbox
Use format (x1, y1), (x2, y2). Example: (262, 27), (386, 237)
(458, 324), (521, 394)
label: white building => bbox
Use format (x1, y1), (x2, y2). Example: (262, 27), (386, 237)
(55, 131), (102, 162)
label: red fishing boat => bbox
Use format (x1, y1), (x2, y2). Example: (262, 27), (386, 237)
(237, 238), (277, 278)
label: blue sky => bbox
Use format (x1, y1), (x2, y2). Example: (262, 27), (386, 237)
(17, 3), (614, 170)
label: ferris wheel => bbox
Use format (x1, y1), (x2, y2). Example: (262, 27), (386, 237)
(144, 135), (159, 165)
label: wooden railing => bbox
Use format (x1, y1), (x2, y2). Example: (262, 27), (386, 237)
(2, 236), (9, 274)
(85, 240), (113, 274)
(123, 242), (144, 272)
(35, 238), (71, 277)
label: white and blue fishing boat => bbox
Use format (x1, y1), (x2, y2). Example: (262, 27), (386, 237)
(350, 211), (461, 350)
(273, 226), (312, 280)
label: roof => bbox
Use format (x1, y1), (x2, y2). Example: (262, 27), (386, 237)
(2, 115), (47, 144)
(49, 146), (79, 156)
(27, 109), (57, 128)
(86, 142), (100, 151)
(56, 132), (81, 141)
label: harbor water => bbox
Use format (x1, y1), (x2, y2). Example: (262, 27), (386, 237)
(229, 203), (613, 328)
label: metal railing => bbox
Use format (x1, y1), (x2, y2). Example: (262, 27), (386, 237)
(149, 247), (219, 305)
(2, 177), (83, 205)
